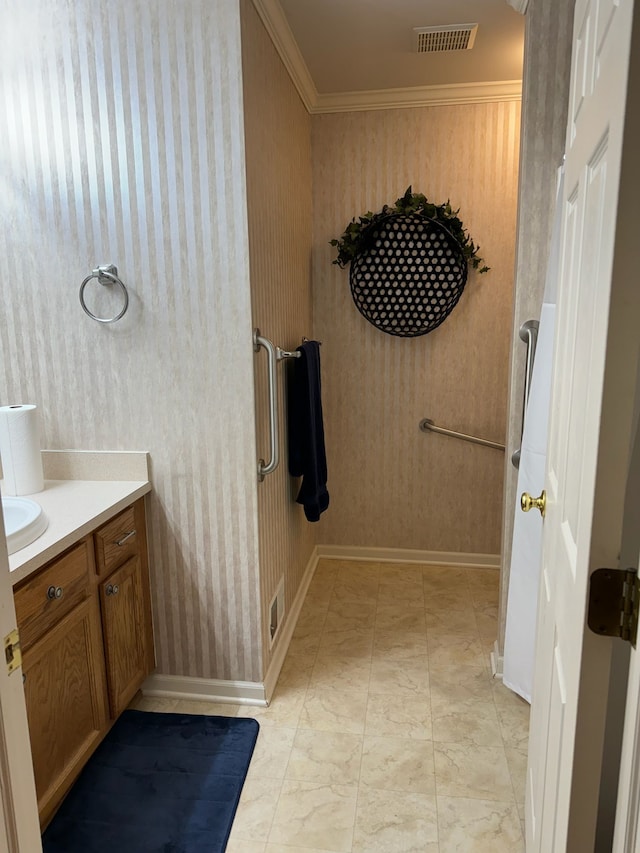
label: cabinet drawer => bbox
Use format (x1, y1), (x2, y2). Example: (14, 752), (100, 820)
(94, 506), (138, 576)
(14, 540), (91, 651)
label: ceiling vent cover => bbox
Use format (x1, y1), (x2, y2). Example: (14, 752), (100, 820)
(413, 24), (478, 53)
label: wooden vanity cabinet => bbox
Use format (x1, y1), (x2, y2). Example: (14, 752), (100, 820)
(14, 496), (154, 827)
(96, 500), (154, 718)
(16, 539), (109, 829)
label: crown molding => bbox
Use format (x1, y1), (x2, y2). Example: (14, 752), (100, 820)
(251, 0), (317, 110)
(505, 0), (529, 12)
(251, 0), (522, 113)
(311, 80), (522, 114)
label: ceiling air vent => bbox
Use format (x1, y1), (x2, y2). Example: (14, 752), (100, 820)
(413, 24), (478, 53)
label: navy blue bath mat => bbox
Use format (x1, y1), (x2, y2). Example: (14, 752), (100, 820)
(42, 709), (259, 853)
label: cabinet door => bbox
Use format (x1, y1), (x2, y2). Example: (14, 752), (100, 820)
(22, 596), (108, 827)
(100, 556), (149, 717)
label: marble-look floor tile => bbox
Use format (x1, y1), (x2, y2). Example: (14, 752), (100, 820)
(332, 576), (380, 604)
(265, 846), (344, 853)
(434, 743), (514, 801)
(286, 729), (363, 785)
(429, 665), (493, 704)
(353, 788), (438, 853)
(375, 606), (428, 633)
(505, 747), (528, 805)
(360, 735), (436, 794)
(437, 795), (524, 852)
(379, 582), (425, 606)
(422, 567), (468, 589)
(299, 687), (368, 734)
(426, 607), (480, 637)
(365, 693), (432, 740)
(309, 654), (372, 693)
(276, 654), (316, 692)
(324, 608), (376, 633)
(496, 704), (530, 750)
(368, 655), (430, 696)
(431, 699), (503, 747)
(373, 630), (429, 659)
(287, 631), (322, 657)
(229, 775), (282, 842)
(427, 634), (487, 669)
(317, 626), (374, 658)
(130, 695), (180, 713)
(237, 690), (305, 728)
(492, 680), (530, 708)
(268, 780), (358, 852)
(246, 726), (296, 781)
(226, 840), (266, 853)
(424, 586), (473, 612)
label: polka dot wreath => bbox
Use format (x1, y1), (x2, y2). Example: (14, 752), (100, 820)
(349, 213), (468, 337)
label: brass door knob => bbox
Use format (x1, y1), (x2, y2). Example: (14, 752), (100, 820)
(521, 490), (546, 517)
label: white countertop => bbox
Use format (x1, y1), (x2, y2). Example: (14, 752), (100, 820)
(9, 479), (151, 586)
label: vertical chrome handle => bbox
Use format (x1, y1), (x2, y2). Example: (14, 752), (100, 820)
(253, 328), (280, 481)
(512, 319), (539, 469)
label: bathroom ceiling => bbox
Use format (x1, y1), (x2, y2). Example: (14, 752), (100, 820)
(276, 0), (525, 95)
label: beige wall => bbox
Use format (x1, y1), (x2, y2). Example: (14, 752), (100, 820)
(312, 103), (521, 554)
(498, 0), (575, 656)
(0, 0), (263, 682)
(240, 0), (316, 674)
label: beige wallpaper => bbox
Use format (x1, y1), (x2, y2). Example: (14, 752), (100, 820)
(0, 0), (263, 682)
(312, 103), (521, 554)
(240, 0), (316, 674)
(498, 0), (574, 654)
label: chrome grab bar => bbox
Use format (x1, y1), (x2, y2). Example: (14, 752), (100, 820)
(253, 328), (302, 482)
(511, 319), (539, 469)
(419, 418), (505, 451)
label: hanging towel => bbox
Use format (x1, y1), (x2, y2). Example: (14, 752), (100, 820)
(287, 341), (329, 522)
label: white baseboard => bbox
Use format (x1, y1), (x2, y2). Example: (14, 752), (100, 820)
(263, 546), (320, 702)
(316, 544), (500, 569)
(491, 640), (504, 678)
(142, 673), (268, 707)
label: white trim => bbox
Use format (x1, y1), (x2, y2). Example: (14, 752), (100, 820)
(251, 0), (316, 111)
(263, 547), (319, 701)
(505, 0), (529, 14)
(142, 674), (268, 707)
(491, 640), (505, 678)
(316, 544), (500, 569)
(311, 80), (523, 114)
(250, 0), (522, 113)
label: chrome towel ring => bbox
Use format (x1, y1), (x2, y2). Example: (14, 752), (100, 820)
(79, 264), (129, 323)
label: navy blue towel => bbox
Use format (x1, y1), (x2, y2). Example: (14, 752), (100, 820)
(287, 340), (329, 522)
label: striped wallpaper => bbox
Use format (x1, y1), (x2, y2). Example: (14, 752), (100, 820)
(0, 0), (263, 682)
(312, 102), (521, 555)
(240, 0), (316, 675)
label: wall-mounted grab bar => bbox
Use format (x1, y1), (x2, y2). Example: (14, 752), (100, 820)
(511, 319), (539, 469)
(253, 328), (308, 482)
(419, 418), (505, 451)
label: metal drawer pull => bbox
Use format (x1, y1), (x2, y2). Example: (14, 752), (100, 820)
(105, 584), (119, 596)
(115, 530), (136, 547)
(47, 586), (64, 601)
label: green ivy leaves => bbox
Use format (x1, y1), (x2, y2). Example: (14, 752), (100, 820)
(330, 186), (489, 274)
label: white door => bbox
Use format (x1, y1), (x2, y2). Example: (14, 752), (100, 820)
(525, 0), (640, 850)
(0, 503), (41, 852)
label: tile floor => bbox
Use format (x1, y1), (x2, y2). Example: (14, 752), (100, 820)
(133, 559), (530, 852)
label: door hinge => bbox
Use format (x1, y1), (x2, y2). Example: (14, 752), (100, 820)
(4, 628), (22, 675)
(588, 568), (639, 646)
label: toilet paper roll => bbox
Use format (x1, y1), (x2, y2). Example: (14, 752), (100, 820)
(0, 405), (44, 496)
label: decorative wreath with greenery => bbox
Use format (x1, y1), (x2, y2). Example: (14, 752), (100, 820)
(330, 186), (489, 274)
